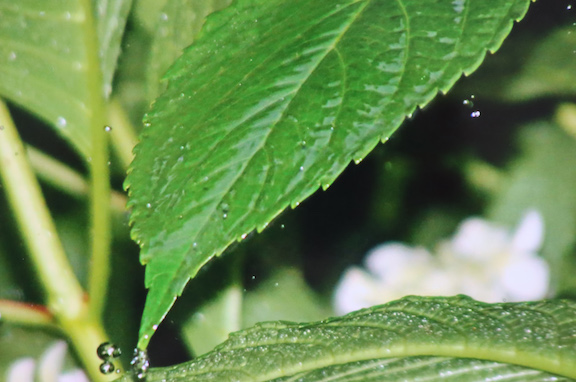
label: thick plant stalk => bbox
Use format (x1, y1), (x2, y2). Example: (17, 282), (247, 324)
(0, 100), (113, 382)
(78, 0), (113, 322)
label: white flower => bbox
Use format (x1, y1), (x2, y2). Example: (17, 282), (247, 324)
(334, 210), (549, 315)
(6, 341), (89, 382)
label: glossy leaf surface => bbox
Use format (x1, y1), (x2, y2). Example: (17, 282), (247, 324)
(146, 0), (233, 98)
(115, 296), (576, 381)
(126, 0), (533, 347)
(0, 0), (131, 158)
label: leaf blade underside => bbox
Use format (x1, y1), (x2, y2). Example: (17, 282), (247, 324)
(115, 296), (576, 381)
(126, 0), (534, 347)
(0, 0), (131, 158)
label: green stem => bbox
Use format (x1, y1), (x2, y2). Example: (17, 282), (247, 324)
(27, 145), (127, 213)
(0, 101), (113, 382)
(79, 0), (112, 321)
(108, 98), (139, 171)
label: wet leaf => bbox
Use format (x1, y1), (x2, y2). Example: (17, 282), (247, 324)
(146, 0), (233, 98)
(0, 0), (131, 158)
(126, 0), (534, 347)
(115, 296), (576, 381)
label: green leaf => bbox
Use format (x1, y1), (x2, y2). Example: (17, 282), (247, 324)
(126, 0), (534, 347)
(146, 0), (233, 98)
(487, 123), (576, 295)
(0, 0), (131, 158)
(116, 296), (576, 381)
(96, 0), (134, 98)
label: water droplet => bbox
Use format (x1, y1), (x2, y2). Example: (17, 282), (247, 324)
(462, 99), (474, 108)
(104, 126), (112, 132)
(280, 224), (285, 229)
(222, 213), (228, 219)
(241, 234), (247, 239)
(177, 156), (184, 163)
(146, 203), (152, 208)
(568, 4), (572, 10)
(470, 110), (481, 118)
(57, 117), (67, 128)
(97, 342), (122, 360)
(8, 51), (17, 61)
(152, 325), (158, 331)
(130, 348), (150, 380)
(160, 12), (168, 21)
(193, 242), (198, 248)
(299, 166), (304, 171)
(100, 361), (115, 374)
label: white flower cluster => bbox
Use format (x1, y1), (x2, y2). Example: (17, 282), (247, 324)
(6, 341), (88, 382)
(334, 211), (550, 315)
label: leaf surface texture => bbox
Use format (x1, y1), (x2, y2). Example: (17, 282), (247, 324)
(115, 296), (576, 381)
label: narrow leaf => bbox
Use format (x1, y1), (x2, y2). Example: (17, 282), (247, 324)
(126, 0), (533, 347)
(0, 0), (131, 158)
(116, 296), (576, 381)
(96, 0), (134, 98)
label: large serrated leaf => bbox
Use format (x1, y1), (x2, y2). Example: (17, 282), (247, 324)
(0, 0), (131, 158)
(115, 296), (576, 381)
(126, 0), (533, 347)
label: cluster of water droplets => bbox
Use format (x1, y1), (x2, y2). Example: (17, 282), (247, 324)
(96, 342), (121, 375)
(130, 348), (150, 380)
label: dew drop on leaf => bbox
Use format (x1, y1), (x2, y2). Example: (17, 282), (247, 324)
(57, 117), (67, 128)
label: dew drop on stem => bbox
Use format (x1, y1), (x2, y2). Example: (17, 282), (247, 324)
(131, 348), (150, 380)
(97, 342), (122, 360)
(99, 361), (115, 374)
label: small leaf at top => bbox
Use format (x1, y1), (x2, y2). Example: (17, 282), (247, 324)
(114, 296), (576, 381)
(126, 0), (534, 348)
